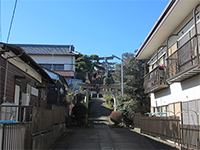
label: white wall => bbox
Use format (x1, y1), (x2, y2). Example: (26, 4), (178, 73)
(150, 9), (200, 109)
(30, 55), (75, 71)
(151, 75), (200, 108)
(149, 11), (200, 69)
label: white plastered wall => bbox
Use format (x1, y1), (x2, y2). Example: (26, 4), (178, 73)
(30, 55), (75, 71)
(150, 10), (200, 111)
(151, 75), (200, 108)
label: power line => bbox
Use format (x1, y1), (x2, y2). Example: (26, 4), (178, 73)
(0, 0), (2, 42)
(6, 0), (18, 43)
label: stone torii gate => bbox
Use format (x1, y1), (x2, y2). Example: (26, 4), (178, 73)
(77, 83), (123, 111)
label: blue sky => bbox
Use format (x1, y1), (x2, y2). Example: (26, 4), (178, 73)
(1, 0), (169, 60)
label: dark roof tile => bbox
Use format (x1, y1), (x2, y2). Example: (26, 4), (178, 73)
(14, 44), (80, 56)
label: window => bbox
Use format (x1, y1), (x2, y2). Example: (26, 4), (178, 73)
(39, 64), (64, 70)
(39, 64), (51, 70)
(40, 64), (45, 68)
(53, 64), (64, 70)
(46, 64), (52, 70)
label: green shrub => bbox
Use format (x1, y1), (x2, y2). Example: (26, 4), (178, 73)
(116, 95), (136, 127)
(72, 103), (88, 127)
(104, 94), (113, 109)
(103, 77), (111, 85)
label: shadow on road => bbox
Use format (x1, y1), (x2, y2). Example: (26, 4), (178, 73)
(89, 98), (112, 118)
(88, 98), (114, 128)
(49, 98), (178, 150)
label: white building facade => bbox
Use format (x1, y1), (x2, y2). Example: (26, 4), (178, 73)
(136, 0), (200, 122)
(16, 44), (81, 83)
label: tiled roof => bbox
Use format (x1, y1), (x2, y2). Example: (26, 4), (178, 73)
(15, 44), (80, 56)
(1, 42), (53, 83)
(53, 70), (75, 77)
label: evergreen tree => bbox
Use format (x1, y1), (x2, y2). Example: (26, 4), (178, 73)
(113, 52), (150, 114)
(75, 54), (104, 82)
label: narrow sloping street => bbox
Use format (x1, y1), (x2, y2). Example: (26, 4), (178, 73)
(49, 98), (178, 150)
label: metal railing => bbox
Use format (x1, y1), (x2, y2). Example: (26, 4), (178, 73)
(140, 116), (181, 143)
(133, 108), (200, 149)
(0, 105), (33, 122)
(180, 124), (200, 149)
(143, 66), (167, 93)
(167, 35), (200, 80)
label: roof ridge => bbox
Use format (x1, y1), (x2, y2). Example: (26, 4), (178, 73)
(14, 44), (73, 47)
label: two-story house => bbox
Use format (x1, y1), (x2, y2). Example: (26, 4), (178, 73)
(0, 42), (52, 120)
(15, 44), (81, 83)
(136, 0), (200, 124)
(0, 43), (67, 150)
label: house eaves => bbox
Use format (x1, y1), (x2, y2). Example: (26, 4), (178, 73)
(2, 43), (53, 83)
(44, 68), (69, 87)
(135, 0), (200, 60)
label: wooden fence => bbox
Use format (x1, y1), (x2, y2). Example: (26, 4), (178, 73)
(32, 105), (65, 135)
(140, 117), (181, 143)
(32, 107), (54, 135)
(133, 113), (141, 127)
(133, 113), (200, 149)
(52, 105), (65, 124)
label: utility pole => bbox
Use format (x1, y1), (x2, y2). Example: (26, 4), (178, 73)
(121, 54), (123, 96)
(112, 54), (124, 96)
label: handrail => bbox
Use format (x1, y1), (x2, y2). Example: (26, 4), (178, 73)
(194, 4), (200, 64)
(144, 65), (165, 78)
(166, 34), (198, 60)
(0, 105), (34, 108)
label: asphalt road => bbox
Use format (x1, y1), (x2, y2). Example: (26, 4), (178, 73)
(49, 98), (178, 150)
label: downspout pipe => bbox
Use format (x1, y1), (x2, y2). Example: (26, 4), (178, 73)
(3, 52), (23, 103)
(193, 4), (200, 64)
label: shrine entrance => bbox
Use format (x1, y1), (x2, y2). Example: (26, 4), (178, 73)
(77, 83), (122, 111)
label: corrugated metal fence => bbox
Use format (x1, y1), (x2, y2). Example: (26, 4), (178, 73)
(0, 123), (32, 150)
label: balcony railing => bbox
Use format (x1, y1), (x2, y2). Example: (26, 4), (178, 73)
(144, 66), (168, 93)
(166, 35), (200, 83)
(0, 105), (33, 122)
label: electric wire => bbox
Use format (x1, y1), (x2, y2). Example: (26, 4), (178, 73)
(0, 0), (2, 42)
(6, 0), (18, 43)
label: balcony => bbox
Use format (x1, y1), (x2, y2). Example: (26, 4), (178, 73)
(144, 66), (168, 93)
(166, 35), (200, 83)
